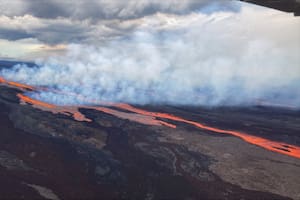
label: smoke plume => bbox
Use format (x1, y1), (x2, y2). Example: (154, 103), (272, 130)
(1, 6), (300, 107)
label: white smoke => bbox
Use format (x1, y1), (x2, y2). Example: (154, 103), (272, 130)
(1, 6), (300, 107)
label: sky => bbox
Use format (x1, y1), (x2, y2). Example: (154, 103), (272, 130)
(0, 0), (299, 107)
(0, 0), (297, 60)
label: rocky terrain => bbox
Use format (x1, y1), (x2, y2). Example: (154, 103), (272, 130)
(0, 76), (300, 199)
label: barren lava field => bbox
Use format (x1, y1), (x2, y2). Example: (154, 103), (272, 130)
(0, 61), (300, 200)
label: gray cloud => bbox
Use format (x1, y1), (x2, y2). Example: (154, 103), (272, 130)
(1, 7), (299, 107)
(0, 28), (34, 40)
(25, 0), (70, 19)
(32, 23), (88, 44)
(0, 0), (240, 45)
(2, 0), (237, 20)
(0, 15), (135, 44)
(0, 15), (87, 44)
(0, 1), (298, 108)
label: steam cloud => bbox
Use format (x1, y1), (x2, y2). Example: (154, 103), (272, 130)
(1, 7), (300, 107)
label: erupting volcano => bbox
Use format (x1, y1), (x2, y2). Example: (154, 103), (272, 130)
(1, 62), (300, 200)
(1, 1), (300, 199)
(1, 76), (300, 160)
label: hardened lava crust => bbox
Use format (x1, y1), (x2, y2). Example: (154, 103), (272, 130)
(0, 63), (300, 200)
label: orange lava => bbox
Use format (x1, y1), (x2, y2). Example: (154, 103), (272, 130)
(7, 81), (35, 90)
(18, 93), (55, 109)
(4, 76), (300, 159)
(93, 107), (176, 127)
(17, 93), (91, 122)
(73, 111), (92, 122)
(115, 103), (300, 159)
(0, 76), (34, 90)
(0, 77), (5, 83)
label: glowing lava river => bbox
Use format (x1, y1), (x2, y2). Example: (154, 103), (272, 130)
(1, 76), (300, 159)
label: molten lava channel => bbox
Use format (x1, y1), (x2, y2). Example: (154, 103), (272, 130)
(1, 75), (299, 159)
(114, 104), (300, 159)
(0, 76), (35, 90)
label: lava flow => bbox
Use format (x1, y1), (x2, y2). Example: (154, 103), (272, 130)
(114, 103), (300, 159)
(17, 93), (91, 122)
(92, 107), (176, 128)
(1, 76), (300, 159)
(17, 93), (175, 128)
(0, 76), (34, 91)
(17, 93), (55, 109)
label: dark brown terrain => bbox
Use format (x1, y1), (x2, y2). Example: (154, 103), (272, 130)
(0, 62), (300, 200)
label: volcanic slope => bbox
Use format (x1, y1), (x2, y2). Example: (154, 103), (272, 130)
(0, 63), (300, 199)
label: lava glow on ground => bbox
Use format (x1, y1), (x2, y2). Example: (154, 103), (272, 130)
(1, 76), (300, 159)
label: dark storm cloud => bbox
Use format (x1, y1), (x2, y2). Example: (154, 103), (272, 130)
(2, 0), (238, 20)
(32, 23), (89, 44)
(25, 0), (70, 19)
(0, 28), (34, 40)
(0, 14), (136, 45)
(0, 0), (240, 44)
(0, 15), (92, 44)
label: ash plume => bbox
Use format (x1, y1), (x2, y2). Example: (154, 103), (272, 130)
(1, 7), (299, 107)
